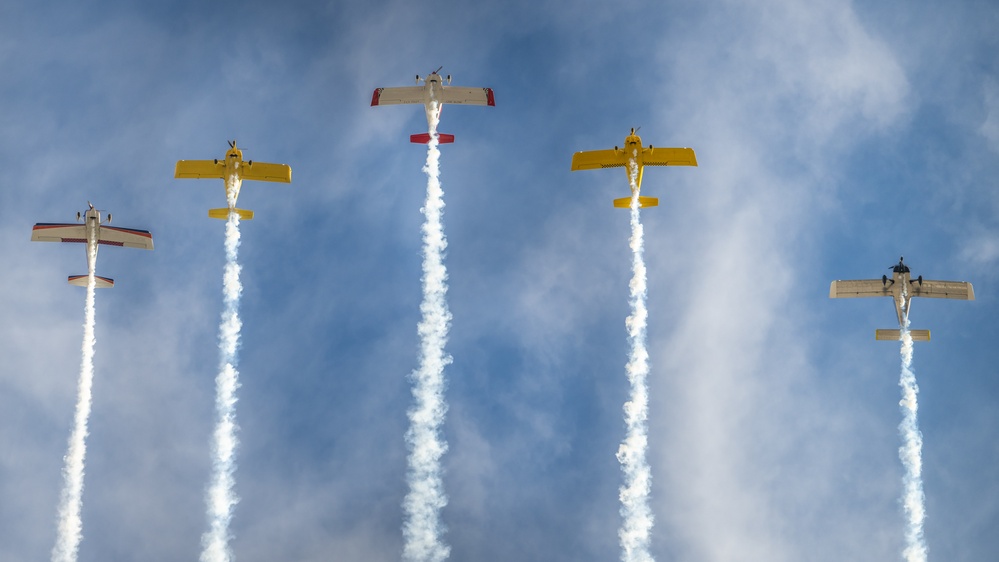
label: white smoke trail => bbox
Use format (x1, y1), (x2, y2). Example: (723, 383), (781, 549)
(897, 289), (927, 562)
(615, 156), (655, 562)
(51, 239), (98, 562)
(201, 202), (243, 562)
(402, 100), (452, 562)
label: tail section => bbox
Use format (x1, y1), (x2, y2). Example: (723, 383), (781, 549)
(876, 329), (930, 342)
(69, 275), (114, 288)
(410, 133), (455, 144)
(209, 208), (254, 220)
(613, 196), (659, 209)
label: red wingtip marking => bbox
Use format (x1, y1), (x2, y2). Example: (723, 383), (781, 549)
(485, 88), (495, 106)
(370, 89), (381, 106)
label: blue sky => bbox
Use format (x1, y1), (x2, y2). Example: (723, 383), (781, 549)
(2, 0), (998, 560)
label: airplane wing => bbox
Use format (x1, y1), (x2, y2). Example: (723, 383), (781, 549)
(644, 147), (698, 167)
(440, 87), (495, 106)
(371, 86), (425, 105)
(571, 149), (627, 170)
(31, 223), (87, 243)
(98, 226), (154, 250)
(912, 280), (975, 300)
(829, 279), (891, 298)
(240, 161), (292, 183)
(175, 159), (225, 179)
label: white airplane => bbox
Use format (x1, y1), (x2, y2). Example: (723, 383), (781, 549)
(371, 67), (495, 143)
(31, 203), (154, 288)
(829, 257), (974, 341)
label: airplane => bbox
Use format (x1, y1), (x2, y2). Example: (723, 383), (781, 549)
(570, 128), (697, 208)
(31, 202), (153, 288)
(174, 140), (292, 220)
(829, 256), (975, 341)
(370, 67), (496, 144)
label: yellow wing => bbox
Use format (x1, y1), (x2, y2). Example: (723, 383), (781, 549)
(241, 161), (292, 183)
(570, 149), (627, 171)
(643, 147), (698, 167)
(175, 160), (225, 179)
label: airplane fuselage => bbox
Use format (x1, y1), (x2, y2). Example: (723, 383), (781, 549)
(222, 146), (244, 208)
(621, 132), (646, 193)
(421, 73), (447, 128)
(83, 207), (102, 267)
(886, 268), (915, 328)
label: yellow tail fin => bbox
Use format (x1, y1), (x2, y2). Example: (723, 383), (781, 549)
(208, 208), (254, 220)
(613, 196), (658, 209)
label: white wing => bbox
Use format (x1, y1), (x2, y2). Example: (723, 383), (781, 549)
(829, 279), (891, 298)
(31, 223), (87, 243)
(912, 279), (974, 300)
(98, 226), (154, 250)
(370, 86), (425, 105)
(440, 86), (495, 106)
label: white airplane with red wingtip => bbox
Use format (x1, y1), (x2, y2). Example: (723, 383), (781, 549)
(371, 67), (495, 144)
(31, 203), (153, 288)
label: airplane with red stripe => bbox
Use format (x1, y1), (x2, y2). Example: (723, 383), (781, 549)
(31, 203), (153, 288)
(371, 67), (495, 144)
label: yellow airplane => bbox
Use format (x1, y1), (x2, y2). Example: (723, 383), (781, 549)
(174, 140), (291, 220)
(570, 128), (697, 208)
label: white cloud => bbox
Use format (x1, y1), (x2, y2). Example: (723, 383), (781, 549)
(981, 79), (999, 154)
(643, 0), (914, 559)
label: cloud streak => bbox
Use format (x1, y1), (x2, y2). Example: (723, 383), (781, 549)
(403, 101), (452, 562)
(51, 239), (98, 562)
(201, 208), (243, 562)
(616, 158), (654, 561)
(898, 307), (926, 562)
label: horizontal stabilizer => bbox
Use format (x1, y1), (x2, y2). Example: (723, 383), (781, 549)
(410, 133), (455, 144)
(68, 275), (114, 288)
(875, 329), (930, 342)
(208, 208), (254, 220)
(613, 196), (659, 209)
